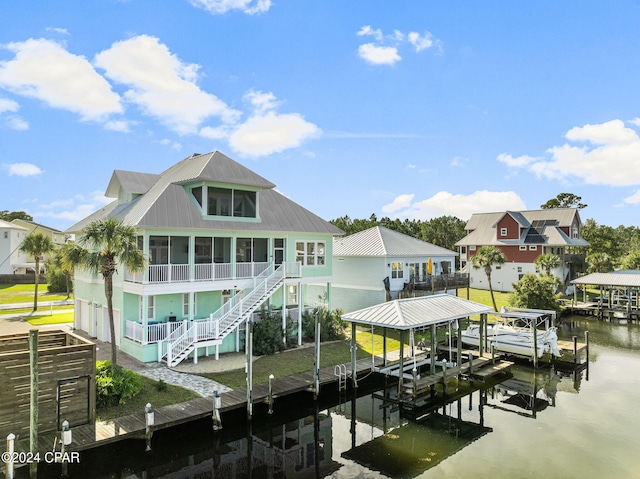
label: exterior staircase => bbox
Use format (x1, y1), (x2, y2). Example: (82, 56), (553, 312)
(161, 262), (298, 367)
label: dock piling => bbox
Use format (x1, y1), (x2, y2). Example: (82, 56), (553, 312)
(212, 391), (222, 430)
(144, 403), (154, 452)
(268, 375), (275, 414)
(5, 433), (15, 479)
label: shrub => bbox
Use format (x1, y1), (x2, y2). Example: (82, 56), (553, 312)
(154, 379), (168, 392)
(46, 267), (72, 294)
(509, 274), (562, 313)
(301, 307), (347, 343)
(252, 310), (286, 356)
(96, 361), (143, 407)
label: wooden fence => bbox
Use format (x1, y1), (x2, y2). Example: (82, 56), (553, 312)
(0, 330), (96, 440)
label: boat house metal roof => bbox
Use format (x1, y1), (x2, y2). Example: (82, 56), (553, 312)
(571, 271), (640, 288)
(341, 294), (492, 330)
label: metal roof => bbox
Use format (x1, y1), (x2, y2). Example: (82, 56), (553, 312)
(105, 170), (160, 198)
(65, 151), (343, 235)
(333, 226), (457, 257)
(571, 272), (640, 288)
(456, 208), (588, 247)
(341, 294), (493, 330)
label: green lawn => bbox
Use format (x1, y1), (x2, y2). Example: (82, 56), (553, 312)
(25, 311), (74, 325)
(0, 283), (70, 305)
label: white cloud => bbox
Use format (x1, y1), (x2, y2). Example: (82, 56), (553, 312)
(382, 194), (415, 214)
(565, 119), (637, 145)
(35, 191), (112, 223)
(623, 190), (640, 205)
(5, 116), (29, 130)
(190, 0), (272, 15)
(104, 119), (131, 132)
(4, 162), (43, 177)
(94, 35), (240, 135)
(244, 90), (280, 114)
(384, 190), (526, 221)
(46, 27), (69, 35)
(0, 38), (123, 121)
(158, 138), (182, 151)
(451, 156), (468, 167)
(357, 25), (384, 42)
(357, 26), (440, 66)
(0, 97), (19, 113)
(358, 43), (401, 66)
(408, 31), (433, 52)
(497, 153), (540, 168)
(229, 111), (320, 157)
(502, 119), (640, 187)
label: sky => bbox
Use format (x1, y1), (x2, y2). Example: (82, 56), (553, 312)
(2, 1), (640, 232)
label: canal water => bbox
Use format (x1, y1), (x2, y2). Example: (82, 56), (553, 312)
(32, 316), (640, 478)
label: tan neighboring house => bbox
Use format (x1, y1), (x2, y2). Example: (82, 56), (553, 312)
(10, 219), (69, 273)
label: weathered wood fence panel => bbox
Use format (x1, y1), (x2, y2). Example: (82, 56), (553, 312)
(0, 330), (96, 440)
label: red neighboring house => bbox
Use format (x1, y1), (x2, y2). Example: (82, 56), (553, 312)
(455, 208), (589, 292)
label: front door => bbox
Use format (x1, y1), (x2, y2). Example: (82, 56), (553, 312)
(273, 238), (285, 265)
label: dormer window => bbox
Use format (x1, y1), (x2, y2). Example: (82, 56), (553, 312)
(190, 185), (257, 219)
(500, 227), (507, 236)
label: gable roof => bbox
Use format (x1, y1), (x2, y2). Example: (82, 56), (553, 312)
(0, 219), (27, 230)
(11, 218), (62, 234)
(456, 208), (589, 247)
(66, 151), (342, 235)
(106, 170), (161, 198)
(333, 226), (457, 257)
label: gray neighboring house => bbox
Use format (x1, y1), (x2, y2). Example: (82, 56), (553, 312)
(332, 226), (458, 313)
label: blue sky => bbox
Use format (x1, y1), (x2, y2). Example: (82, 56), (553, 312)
(2, 1), (640, 231)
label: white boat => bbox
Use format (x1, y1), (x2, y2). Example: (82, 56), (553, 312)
(462, 310), (562, 358)
(461, 318), (563, 359)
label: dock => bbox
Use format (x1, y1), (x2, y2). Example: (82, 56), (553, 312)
(5, 357), (379, 458)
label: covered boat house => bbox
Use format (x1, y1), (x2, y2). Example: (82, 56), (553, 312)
(341, 294), (512, 398)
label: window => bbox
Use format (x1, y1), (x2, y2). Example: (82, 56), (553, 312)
(500, 227), (507, 236)
(469, 245), (476, 251)
(517, 266), (523, 273)
(287, 285), (298, 305)
(195, 237), (212, 263)
(572, 226), (579, 239)
(461, 246), (466, 254)
(3, 232), (7, 239)
(519, 245), (527, 251)
(140, 296), (155, 321)
(529, 245), (537, 251)
(183, 293), (197, 317)
(391, 262), (404, 279)
(408, 262), (420, 280)
(295, 241), (325, 266)
(192, 185), (258, 218)
(192, 186), (203, 207)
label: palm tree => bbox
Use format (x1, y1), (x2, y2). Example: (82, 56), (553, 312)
(534, 253), (562, 276)
(50, 242), (76, 299)
(470, 245), (506, 311)
(20, 232), (55, 311)
(66, 218), (145, 368)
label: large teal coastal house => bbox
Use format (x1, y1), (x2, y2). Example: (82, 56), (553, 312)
(67, 151), (343, 365)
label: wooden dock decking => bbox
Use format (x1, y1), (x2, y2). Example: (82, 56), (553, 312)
(6, 357), (378, 457)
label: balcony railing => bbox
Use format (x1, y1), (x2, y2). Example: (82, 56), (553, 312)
(125, 261), (283, 284)
(125, 320), (184, 345)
